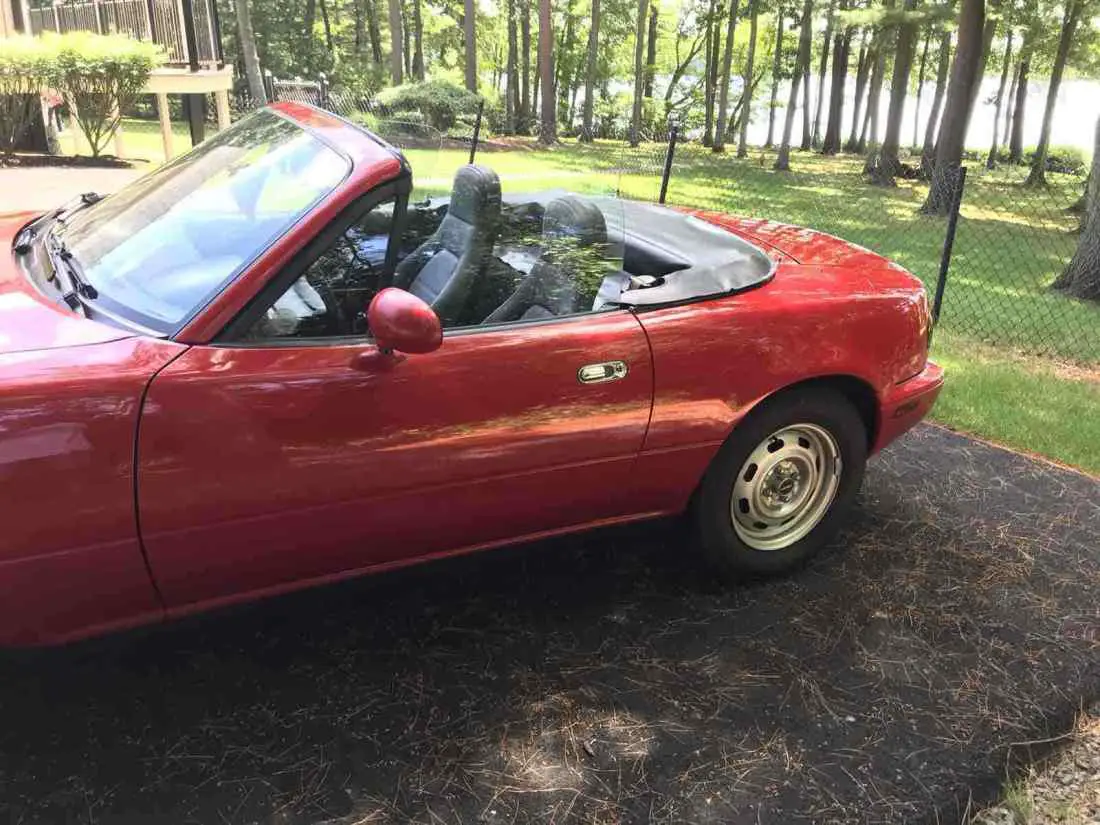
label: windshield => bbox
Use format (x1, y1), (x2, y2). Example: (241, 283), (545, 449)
(58, 110), (349, 332)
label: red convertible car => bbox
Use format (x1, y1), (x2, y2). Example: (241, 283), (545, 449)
(0, 102), (941, 646)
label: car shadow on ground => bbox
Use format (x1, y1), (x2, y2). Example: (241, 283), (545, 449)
(1, 425), (1097, 824)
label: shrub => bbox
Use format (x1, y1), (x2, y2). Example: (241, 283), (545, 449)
(49, 32), (162, 157)
(1033, 145), (1086, 176)
(375, 79), (481, 132)
(0, 37), (55, 157)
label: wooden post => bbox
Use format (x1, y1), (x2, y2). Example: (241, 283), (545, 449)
(214, 89), (230, 130)
(156, 91), (173, 160)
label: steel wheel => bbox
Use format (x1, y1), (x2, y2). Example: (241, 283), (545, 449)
(729, 423), (843, 551)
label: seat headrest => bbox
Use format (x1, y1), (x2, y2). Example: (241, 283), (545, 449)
(449, 164), (502, 224)
(542, 196), (608, 250)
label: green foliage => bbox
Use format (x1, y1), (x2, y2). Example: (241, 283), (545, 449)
(376, 79), (482, 131)
(47, 33), (162, 158)
(983, 144), (1088, 175)
(0, 36), (56, 157)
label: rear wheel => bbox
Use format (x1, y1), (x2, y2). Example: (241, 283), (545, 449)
(693, 388), (868, 576)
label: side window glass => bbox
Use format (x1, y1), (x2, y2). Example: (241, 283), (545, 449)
(246, 200), (395, 340)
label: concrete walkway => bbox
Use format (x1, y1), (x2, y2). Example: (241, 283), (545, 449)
(0, 165), (146, 214)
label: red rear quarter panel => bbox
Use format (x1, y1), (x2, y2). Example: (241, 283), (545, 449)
(0, 338), (185, 645)
(631, 260), (933, 511)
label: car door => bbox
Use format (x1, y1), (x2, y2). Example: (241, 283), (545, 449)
(136, 198), (654, 608)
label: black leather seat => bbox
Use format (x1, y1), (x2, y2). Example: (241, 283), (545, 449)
(393, 165), (502, 326)
(484, 196), (610, 323)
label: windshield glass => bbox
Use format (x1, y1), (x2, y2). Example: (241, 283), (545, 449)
(59, 109), (349, 331)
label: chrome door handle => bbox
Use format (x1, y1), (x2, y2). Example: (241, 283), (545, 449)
(577, 361), (628, 384)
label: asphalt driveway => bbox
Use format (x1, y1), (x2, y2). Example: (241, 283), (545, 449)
(0, 425), (1097, 824)
(0, 164), (145, 214)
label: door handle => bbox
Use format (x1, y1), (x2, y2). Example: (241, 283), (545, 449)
(577, 361), (628, 384)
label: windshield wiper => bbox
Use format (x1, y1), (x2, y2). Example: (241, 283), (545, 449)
(53, 191), (102, 224)
(13, 192), (101, 256)
(45, 229), (98, 311)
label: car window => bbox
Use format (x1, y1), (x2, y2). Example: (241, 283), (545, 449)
(59, 110), (349, 333)
(245, 200), (397, 341)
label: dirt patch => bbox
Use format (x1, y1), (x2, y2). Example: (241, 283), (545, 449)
(1, 152), (144, 169)
(972, 706), (1100, 824)
(0, 425), (1096, 824)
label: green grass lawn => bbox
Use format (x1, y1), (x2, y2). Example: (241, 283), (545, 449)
(61, 117), (213, 161)
(73, 127), (1099, 474)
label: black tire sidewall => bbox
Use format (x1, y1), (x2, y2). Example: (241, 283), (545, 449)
(694, 388), (868, 576)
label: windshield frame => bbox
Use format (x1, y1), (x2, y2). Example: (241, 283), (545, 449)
(52, 108), (354, 338)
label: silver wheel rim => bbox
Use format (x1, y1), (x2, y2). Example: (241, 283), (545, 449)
(730, 423), (842, 551)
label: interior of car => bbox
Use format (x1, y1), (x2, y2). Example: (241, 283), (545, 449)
(246, 162), (775, 342)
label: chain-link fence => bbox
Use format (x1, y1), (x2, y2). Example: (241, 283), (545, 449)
(217, 88), (1100, 364)
(654, 145), (1097, 364)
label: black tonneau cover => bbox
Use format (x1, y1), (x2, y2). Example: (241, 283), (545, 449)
(587, 197), (776, 305)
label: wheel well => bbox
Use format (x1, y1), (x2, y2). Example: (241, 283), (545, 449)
(767, 375), (879, 449)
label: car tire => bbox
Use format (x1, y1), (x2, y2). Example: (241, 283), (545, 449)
(692, 387), (868, 577)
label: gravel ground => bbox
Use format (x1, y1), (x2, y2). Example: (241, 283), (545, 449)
(0, 424), (1097, 824)
(973, 707), (1100, 825)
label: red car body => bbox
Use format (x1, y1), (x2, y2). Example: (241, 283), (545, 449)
(0, 102), (942, 646)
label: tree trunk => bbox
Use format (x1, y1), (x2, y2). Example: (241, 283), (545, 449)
(820, 15), (850, 154)
(630, 0), (649, 145)
(538, 0), (556, 143)
(387, 0), (403, 84)
(702, 0), (719, 146)
(410, 0), (424, 79)
(366, 0), (383, 65)
(1008, 49), (1028, 162)
(922, 0), (984, 214)
(235, 0), (266, 103)
(713, 0), (741, 151)
(580, 0), (599, 140)
(766, 6), (785, 147)
(919, 29), (950, 177)
(962, 16), (996, 138)
(556, 0), (576, 124)
(737, 0), (760, 157)
(845, 31), (870, 152)
(869, 1), (917, 183)
(402, 1), (411, 78)
(355, 0), (365, 56)
(871, 12), (915, 183)
(800, 45), (812, 148)
(506, 0), (518, 132)
(1003, 57), (1018, 150)
(304, 0), (317, 63)
(320, 0), (335, 57)
(864, 31), (887, 151)
(985, 30), (1012, 168)
(520, 0), (531, 130)
(1026, 0), (1084, 186)
(1053, 116), (1100, 299)
(912, 27), (931, 149)
(464, 0), (477, 91)
(810, 0), (836, 148)
(776, 0), (814, 169)
(644, 5), (658, 98)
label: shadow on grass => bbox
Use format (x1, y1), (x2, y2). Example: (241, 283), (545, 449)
(0, 426), (1096, 824)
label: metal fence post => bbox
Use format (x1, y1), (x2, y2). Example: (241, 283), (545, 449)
(931, 165), (967, 329)
(263, 70), (275, 103)
(659, 124), (678, 204)
(469, 98), (484, 165)
(318, 72), (329, 109)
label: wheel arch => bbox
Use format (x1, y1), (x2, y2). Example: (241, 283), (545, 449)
(732, 374), (880, 453)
